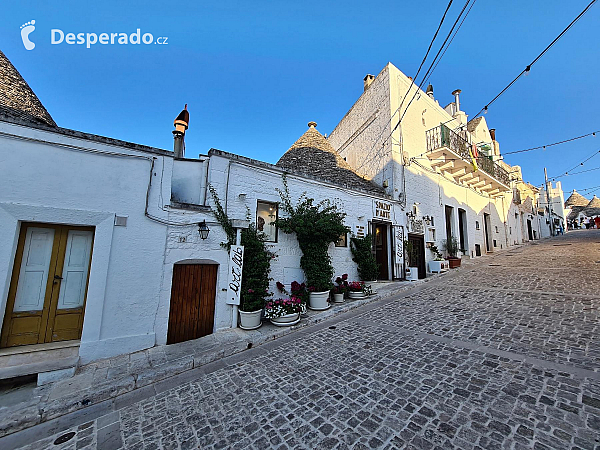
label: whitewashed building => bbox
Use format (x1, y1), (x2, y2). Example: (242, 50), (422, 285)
(0, 50), (405, 371)
(327, 63), (547, 277)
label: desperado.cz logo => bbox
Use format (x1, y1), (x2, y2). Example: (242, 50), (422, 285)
(20, 19), (168, 50)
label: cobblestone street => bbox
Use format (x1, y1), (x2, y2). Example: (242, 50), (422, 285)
(7, 231), (600, 449)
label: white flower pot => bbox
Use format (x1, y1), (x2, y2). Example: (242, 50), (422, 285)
(270, 312), (300, 327)
(332, 293), (345, 303)
(428, 260), (448, 274)
(406, 267), (419, 281)
(309, 291), (331, 310)
(348, 291), (366, 299)
(239, 309), (263, 330)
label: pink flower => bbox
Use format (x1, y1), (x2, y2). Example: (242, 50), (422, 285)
(248, 289), (254, 294)
(342, 274), (348, 281)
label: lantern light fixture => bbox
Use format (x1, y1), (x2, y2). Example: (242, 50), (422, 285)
(198, 220), (210, 240)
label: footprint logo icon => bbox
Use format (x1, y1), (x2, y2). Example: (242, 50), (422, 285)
(20, 20), (36, 50)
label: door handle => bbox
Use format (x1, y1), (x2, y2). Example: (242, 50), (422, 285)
(53, 275), (63, 284)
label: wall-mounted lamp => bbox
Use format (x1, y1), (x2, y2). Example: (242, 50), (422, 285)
(238, 193), (247, 199)
(198, 220), (210, 240)
(358, 215), (365, 220)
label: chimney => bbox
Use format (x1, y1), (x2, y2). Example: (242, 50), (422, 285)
(489, 128), (496, 141)
(451, 89), (462, 111)
(363, 74), (375, 91)
(426, 84), (434, 99)
(173, 104), (189, 158)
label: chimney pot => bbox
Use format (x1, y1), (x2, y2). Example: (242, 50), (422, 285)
(490, 128), (496, 141)
(451, 89), (461, 112)
(173, 104), (189, 158)
(363, 74), (375, 91)
(426, 84), (434, 99)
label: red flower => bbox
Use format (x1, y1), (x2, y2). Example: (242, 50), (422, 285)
(276, 281), (285, 292)
(342, 274), (348, 281)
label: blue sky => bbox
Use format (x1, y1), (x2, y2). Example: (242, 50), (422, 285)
(2, 0), (599, 198)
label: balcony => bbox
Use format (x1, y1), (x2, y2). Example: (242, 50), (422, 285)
(425, 125), (510, 195)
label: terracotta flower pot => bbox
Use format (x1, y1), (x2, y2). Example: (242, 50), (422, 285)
(447, 257), (461, 269)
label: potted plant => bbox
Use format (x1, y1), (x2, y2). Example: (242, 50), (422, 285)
(404, 239), (419, 281)
(264, 297), (303, 326)
(275, 175), (349, 311)
(427, 244), (448, 274)
(347, 281), (366, 299)
(209, 186), (275, 330)
(441, 236), (461, 268)
(350, 234), (379, 281)
(331, 274), (348, 303)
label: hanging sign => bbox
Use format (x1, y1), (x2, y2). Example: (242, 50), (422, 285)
(226, 245), (244, 305)
(394, 226), (404, 266)
(373, 200), (392, 220)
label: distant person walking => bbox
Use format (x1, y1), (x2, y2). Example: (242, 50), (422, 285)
(595, 216), (600, 229)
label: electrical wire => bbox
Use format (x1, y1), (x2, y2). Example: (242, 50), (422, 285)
(472, 0), (597, 118)
(398, 0), (476, 125)
(551, 147), (600, 179)
(502, 130), (599, 155)
(353, 0), (457, 173)
(424, 0), (478, 86)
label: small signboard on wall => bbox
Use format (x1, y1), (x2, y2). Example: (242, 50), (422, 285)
(373, 200), (392, 220)
(394, 226), (404, 266)
(355, 224), (366, 238)
(226, 245), (244, 305)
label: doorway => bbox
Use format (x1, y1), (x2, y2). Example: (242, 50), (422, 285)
(483, 213), (492, 252)
(444, 205), (454, 241)
(408, 234), (426, 279)
(527, 220), (533, 241)
(167, 264), (217, 345)
(1, 223), (94, 348)
(374, 223), (389, 280)
(458, 208), (467, 254)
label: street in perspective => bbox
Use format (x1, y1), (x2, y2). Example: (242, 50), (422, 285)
(1, 1), (600, 449)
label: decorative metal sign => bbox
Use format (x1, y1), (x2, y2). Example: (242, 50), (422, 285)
(409, 218), (424, 234)
(373, 200), (392, 220)
(226, 245), (244, 305)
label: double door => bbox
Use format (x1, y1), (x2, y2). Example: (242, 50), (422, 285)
(1, 223), (94, 348)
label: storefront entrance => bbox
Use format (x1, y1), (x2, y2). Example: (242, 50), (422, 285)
(1, 223), (94, 348)
(407, 234), (426, 279)
(374, 223), (390, 280)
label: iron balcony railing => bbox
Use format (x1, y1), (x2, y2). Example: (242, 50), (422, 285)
(425, 124), (510, 187)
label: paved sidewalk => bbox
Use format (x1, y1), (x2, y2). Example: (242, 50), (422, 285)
(0, 274), (448, 439)
(5, 233), (598, 449)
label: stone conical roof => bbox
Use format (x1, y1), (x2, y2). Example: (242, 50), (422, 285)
(584, 195), (600, 216)
(564, 189), (588, 208)
(276, 122), (384, 195)
(0, 49), (56, 127)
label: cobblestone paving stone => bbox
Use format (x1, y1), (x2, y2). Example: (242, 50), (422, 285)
(12, 231), (600, 449)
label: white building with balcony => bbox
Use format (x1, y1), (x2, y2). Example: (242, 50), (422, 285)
(327, 63), (526, 278)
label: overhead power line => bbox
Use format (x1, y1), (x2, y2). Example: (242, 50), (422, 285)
(472, 0), (597, 118)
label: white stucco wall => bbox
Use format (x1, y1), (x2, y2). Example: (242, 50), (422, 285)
(0, 121), (175, 363)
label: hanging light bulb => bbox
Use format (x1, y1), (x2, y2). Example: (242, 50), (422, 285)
(524, 65), (531, 77)
(484, 106), (488, 115)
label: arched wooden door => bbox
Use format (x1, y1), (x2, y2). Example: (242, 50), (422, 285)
(167, 264), (217, 345)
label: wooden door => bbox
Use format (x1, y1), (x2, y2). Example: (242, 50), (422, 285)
(167, 264), (217, 345)
(1, 223), (94, 348)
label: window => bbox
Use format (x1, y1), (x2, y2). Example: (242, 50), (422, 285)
(495, 226), (499, 233)
(256, 201), (278, 242)
(335, 233), (347, 247)
(475, 220), (480, 230)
